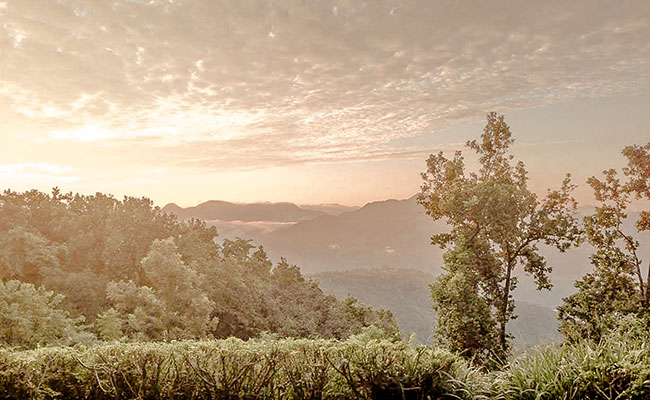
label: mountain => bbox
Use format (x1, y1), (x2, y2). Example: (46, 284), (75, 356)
(161, 201), (328, 239)
(299, 203), (361, 216)
(162, 200), (325, 222)
(260, 195), (447, 274)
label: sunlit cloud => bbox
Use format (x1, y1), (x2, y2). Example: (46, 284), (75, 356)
(2, 0), (649, 169)
(6, 27), (26, 48)
(49, 125), (121, 142)
(0, 163), (80, 183)
(384, 246), (397, 255)
(1, 0), (649, 206)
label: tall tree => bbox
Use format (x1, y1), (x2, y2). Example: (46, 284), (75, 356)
(623, 143), (650, 306)
(558, 144), (650, 341)
(418, 113), (581, 360)
(140, 238), (217, 338)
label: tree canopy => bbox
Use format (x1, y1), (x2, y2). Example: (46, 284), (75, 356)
(559, 144), (650, 342)
(0, 188), (397, 347)
(418, 113), (581, 362)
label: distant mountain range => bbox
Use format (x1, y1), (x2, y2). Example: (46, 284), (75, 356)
(299, 203), (361, 216)
(162, 200), (326, 222)
(163, 196), (446, 274)
(260, 196), (446, 275)
(161, 200), (360, 239)
(162, 197), (648, 309)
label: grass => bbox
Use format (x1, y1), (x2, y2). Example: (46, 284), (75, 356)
(0, 327), (648, 399)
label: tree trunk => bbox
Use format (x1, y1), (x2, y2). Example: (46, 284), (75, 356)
(499, 263), (513, 357)
(645, 261), (650, 309)
(634, 258), (646, 307)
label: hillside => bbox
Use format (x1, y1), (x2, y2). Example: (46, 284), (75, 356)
(312, 267), (561, 346)
(261, 196), (447, 274)
(313, 267), (436, 343)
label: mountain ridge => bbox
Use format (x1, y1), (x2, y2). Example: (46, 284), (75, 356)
(162, 200), (326, 223)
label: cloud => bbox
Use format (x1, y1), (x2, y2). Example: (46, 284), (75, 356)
(49, 125), (121, 142)
(0, 162), (80, 182)
(2, 0), (650, 169)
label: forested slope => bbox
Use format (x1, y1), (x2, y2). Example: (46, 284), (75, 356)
(0, 188), (397, 348)
(313, 267), (561, 346)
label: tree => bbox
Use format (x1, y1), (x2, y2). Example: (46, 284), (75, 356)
(557, 260), (638, 342)
(558, 144), (650, 341)
(0, 227), (65, 283)
(105, 280), (168, 340)
(623, 143), (650, 304)
(623, 143), (650, 229)
(94, 308), (123, 341)
(105, 239), (219, 340)
(140, 238), (217, 338)
(0, 280), (90, 347)
(428, 250), (498, 364)
(418, 112), (581, 360)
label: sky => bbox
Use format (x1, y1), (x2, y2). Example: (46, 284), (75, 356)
(1, 0), (649, 207)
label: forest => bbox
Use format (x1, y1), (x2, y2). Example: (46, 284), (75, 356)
(1, 114), (649, 399)
(0, 188), (397, 346)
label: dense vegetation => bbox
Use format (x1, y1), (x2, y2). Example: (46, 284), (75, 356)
(1, 320), (649, 399)
(558, 146), (650, 343)
(0, 189), (397, 347)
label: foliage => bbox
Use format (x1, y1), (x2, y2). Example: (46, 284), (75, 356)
(1, 331), (649, 399)
(418, 113), (581, 361)
(0, 227), (65, 283)
(0, 334), (467, 400)
(623, 143), (650, 231)
(0, 188), (398, 347)
(0, 280), (90, 348)
(429, 263), (497, 364)
(490, 315), (650, 400)
(93, 308), (122, 341)
(139, 238), (217, 338)
(559, 143), (650, 342)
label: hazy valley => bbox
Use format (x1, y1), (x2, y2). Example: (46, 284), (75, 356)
(162, 196), (643, 345)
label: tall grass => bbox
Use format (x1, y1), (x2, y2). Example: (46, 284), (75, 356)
(493, 335), (650, 399)
(0, 335), (467, 399)
(1, 328), (648, 399)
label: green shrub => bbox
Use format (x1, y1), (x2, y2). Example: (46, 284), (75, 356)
(494, 332), (650, 400)
(1, 332), (647, 399)
(0, 337), (467, 399)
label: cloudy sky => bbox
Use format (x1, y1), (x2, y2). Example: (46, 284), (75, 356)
(2, 0), (649, 207)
